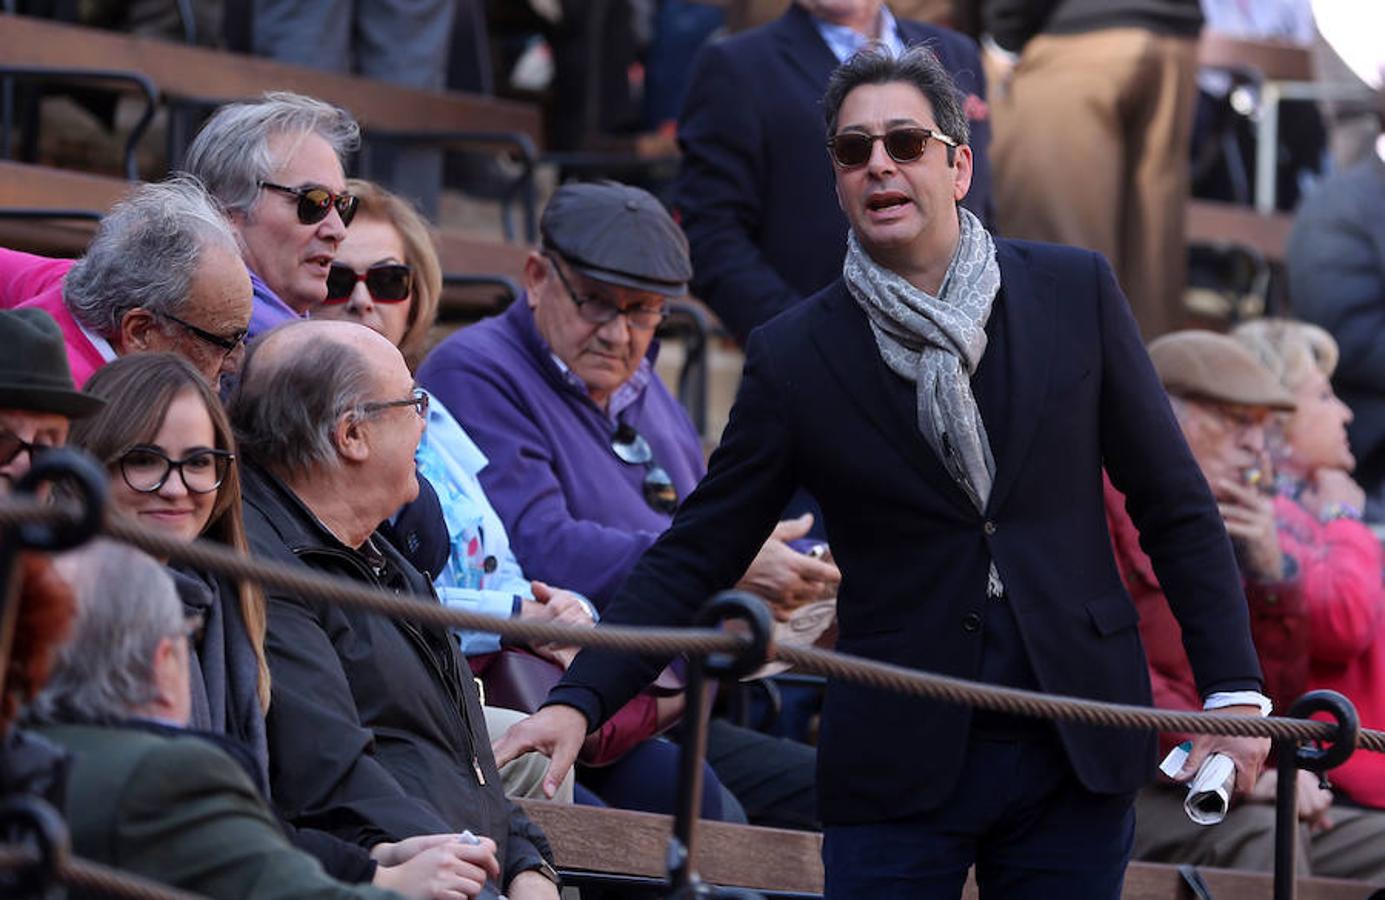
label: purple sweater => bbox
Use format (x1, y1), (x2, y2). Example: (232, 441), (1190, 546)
(418, 298), (706, 608)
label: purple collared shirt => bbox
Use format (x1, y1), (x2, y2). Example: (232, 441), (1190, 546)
(246, 270), (304, 340)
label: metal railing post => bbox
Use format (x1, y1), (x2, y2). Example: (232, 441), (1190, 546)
(667, 592), (772, 900)
(1272, 690), (1360, 900)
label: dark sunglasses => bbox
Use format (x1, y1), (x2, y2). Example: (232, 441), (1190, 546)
(361, 387), (430, 419)
(159, 311), (247, 357)
(323, 263), (413, 304)
(117, 445), (234, 495)
(826, 126), (958, 169)
(260, 181), (359, 227)
(0, 430), (54, 467)
(611, 422), (678, 514)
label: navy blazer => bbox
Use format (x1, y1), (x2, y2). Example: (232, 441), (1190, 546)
(671, 5), (993, 343)
(551, 240), (1262, 826)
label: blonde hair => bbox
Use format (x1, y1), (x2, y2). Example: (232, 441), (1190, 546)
(344, 179), (442, 370)
(1230, 318), (1339, 393)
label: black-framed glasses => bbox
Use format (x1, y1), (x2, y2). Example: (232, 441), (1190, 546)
(361, 388), (429, 419)
(826, 126), (958, 169)
(546, 253), (666, 331)
(159, 311), (247, 357)
(611, 422), (678, 514)
(0, 430), (54, 467)
(323, 263), (413, 304)
(259, 181), (359, 227)
(117, 445), (234, 494)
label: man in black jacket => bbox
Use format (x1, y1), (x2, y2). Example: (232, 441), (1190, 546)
(230, 320), (559, 900)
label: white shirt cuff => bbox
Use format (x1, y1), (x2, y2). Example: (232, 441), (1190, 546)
(1204, 690), (1272, 716)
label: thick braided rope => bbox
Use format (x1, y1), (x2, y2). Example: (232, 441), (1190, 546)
(0, 845), (203, 899)
(3, 499), (1384, 751)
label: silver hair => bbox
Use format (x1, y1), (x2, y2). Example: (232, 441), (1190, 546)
(183, 91), (361, 215)
(26, 540), (184, 725)
(228, 323), (377, 478)
(63, 175), (239, 339)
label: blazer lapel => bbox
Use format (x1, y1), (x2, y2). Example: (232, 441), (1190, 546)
(810, 284), (975, 510)
(985, 241), (1055, 514)
(772, 5), (846, 98)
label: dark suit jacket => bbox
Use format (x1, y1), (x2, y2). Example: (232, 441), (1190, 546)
(37, 723), (398, 900)
(550, 239), (1262, 826)
(671, 4), (993, 342)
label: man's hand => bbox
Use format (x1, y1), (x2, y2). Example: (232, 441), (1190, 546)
(1215, 478), (1283, 581)
(506, 869), (560, 900)
(491, 705), (588, 799)
(737, 514), (841, 620)
(372, 834), (500, 900)
(1299, 469), (1366, 520)
(522, 582), (595, 668)
(1176, 704), (1271, 796)
(1250, 770), (1335, 831)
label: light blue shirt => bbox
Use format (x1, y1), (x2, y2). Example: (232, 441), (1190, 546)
(415, 391), (595, 655)
(813, 4), (906, 64)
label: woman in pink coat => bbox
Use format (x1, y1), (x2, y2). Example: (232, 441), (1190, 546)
(1234, 319), (1385, 810)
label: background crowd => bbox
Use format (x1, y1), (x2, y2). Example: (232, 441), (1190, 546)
(2, 0), (1385, 897)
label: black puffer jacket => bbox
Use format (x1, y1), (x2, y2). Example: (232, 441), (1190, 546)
(241, 462), (553, 893)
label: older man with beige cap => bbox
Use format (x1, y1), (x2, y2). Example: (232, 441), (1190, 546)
(1106, 330), (1385, 880)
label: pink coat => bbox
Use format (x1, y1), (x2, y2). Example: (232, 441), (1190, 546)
(0, 248), (103, 387)
(1276, 495), (1385, 809)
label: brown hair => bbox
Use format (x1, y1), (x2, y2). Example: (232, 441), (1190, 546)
(69, 353), (271, 710)
(345, 178), (443, 370)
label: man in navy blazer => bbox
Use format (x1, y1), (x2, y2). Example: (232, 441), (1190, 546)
(499, 47), (1267, 898)
(671, 0), (993, 343)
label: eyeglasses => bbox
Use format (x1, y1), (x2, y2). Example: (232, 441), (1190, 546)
(259, 181), (359, 227)
(611, 422), (678, 514)
(361, 387), (429, 419)
(117, 445), (234, 494)
(826, 126), (958, 169)
(323, 263), (413, 304)
(159, 311), (247, 357)
(0, 430), (54, 467)
(546, 254), (666, 331)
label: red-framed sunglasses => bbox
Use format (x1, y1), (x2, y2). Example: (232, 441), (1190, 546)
(323, 263), (413, 304)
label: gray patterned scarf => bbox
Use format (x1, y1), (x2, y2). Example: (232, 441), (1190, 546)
(845, 207), (1004, 593)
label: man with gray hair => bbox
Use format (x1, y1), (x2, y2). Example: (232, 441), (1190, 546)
(28, 539), (501, 899)
(183, 91), (361, 338)
(230, 320), (559, 900)
(1, 177), (251, 390)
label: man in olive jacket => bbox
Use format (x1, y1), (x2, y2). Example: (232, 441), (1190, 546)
(230, 320), (558, 900)
(28, 541), (419, 900)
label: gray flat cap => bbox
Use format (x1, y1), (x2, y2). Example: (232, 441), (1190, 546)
(540, 180), (692, 297)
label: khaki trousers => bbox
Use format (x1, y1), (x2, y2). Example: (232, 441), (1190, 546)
(990, 28), (1199, 339)
(484, 705), (575, 804)
(1134, 785), (1385, 883)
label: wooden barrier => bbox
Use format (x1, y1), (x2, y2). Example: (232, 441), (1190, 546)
(519, 799), (1379, 899)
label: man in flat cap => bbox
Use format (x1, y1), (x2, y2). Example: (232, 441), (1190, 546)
(0, 308), (104, 495)
(1111, 329), (1385, 881)
(419, 180), (836, 829)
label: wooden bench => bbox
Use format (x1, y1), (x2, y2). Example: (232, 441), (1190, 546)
(0, 13), (544, 239)
(1186, 199), (1294, 266)
(519, 799), (1378, 899)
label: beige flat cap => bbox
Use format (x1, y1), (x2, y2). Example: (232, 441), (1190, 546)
(1147, 330), (1297, 411)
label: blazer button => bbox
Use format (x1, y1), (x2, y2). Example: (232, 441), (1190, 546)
(962, 611), (982, 632)
(983, 520), (997, 535)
